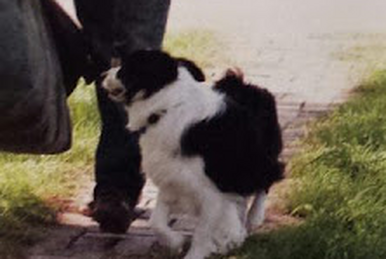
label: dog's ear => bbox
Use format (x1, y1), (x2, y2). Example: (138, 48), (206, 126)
(177, 58), (206, 82)
(120, 50), (178, 87)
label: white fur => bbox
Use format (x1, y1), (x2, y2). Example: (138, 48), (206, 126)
(103, 67), (267, 259)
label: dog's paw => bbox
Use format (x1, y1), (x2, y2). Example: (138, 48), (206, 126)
(163, 232), (186, 253)
(183, 251), (204, 259)
(246, 213), (265, 233)
(214, 228), (247, 254)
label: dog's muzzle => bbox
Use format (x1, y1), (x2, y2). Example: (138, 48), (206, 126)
(101, 67), (126, 102)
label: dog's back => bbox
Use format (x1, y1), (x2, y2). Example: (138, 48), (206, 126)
(181, 70), (284, 196)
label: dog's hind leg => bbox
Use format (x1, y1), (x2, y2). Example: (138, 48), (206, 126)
(246, 190), (267, 232)
(212, 200), (247, 254)
(150, 192), (185, 252)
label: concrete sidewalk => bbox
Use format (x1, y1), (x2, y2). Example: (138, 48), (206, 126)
(30, 1), (386, 258)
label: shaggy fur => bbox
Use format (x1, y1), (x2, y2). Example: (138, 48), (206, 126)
(102, 50), (284, 259)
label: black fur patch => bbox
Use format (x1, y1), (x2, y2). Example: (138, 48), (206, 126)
(117, 50), (178, 104)
(181, 72), (284, 196)
(215, 70), (283, 158)
(177, 58), (206, 82)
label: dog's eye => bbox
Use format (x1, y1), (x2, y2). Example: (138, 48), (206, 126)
(147, 110), (167, 125)
(148, 113), (161, 125)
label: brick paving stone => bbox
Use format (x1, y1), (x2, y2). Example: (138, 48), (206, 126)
(30, 256), (72, 259)
(58, 212), (97, 228)
(66, 235), (121, 253)
(113, 235), (158, 257)
(30, 226), (87, 257)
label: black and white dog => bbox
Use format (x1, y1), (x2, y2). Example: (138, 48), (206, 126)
(102, 50), (284, 259)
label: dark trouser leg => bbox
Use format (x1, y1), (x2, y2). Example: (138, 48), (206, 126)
(74, 0), (171, 233)
(92, 0), (171, 224)
(94, 83), (144, 208)
(91, 83), (144, 233)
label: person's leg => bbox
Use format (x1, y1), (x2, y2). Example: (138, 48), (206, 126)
(113, 0), (171, 56)
(74, 0), (171, 233)
(91, 84), (144, 233)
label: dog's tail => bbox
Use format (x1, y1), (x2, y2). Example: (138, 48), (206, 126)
(214, 69), (285, 185)
(214, 69), (276, 118)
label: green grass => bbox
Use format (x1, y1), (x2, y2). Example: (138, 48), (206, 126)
(334, 43), (386, 65)
(217, 71), (386, 259)
(331, 34), (386, 74)
(0, 30), (226, 258)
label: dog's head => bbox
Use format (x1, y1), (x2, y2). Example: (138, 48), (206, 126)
(102, 50), (205, 105)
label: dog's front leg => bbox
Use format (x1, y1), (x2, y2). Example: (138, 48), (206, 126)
(150, 192), (185, 252)
(184, 191), (221, 259)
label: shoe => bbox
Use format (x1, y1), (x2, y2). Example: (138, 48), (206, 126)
(86, 191), (136, 234)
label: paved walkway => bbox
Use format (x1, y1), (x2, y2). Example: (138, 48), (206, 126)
(31, 1), (386, 258)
